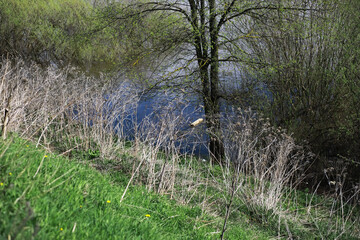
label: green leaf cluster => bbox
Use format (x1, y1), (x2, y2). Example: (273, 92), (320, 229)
(0, 0), (122, 72)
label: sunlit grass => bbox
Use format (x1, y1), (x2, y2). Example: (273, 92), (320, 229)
(0, 137), (212, 239)
(0, 136), (271, 239)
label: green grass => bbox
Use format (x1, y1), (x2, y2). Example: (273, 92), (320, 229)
(1, 135), (359, 239)
(0, 136), (271, 239)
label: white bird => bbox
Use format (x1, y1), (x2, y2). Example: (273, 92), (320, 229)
(190, 118), (204, 127)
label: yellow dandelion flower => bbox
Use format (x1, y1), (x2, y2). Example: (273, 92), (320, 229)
(44, 155), (48, 158)
(9, 172), (12, 176)
(26, 145), (29, 147)
(145, 214), (150, 217)
(60, 228), (63, 231)
(0, 182), (3, 186)
(107, 200), (111, 203)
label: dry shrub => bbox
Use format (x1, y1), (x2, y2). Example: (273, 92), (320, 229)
(131, 93), (203, 197)
(209, 108), (311, 238)
(0, 58), (138, 159)
(216, 108), (309, 210)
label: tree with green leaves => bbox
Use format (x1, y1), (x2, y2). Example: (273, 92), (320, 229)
(106, 0), (314, 162)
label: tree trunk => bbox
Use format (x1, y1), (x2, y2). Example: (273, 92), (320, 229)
(189, 0), (224, 163)
(208, 0), (224, 163)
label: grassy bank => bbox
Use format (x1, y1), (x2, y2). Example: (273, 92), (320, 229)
(2, 136), (359, 239)
(0, 136), (273, 239)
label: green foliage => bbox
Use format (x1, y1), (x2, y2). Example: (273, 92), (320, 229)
(0, 0), (122, 71)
